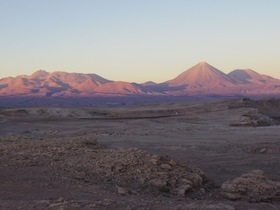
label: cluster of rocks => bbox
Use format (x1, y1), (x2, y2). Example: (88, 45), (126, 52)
(0, 134), (206, 198)
(244, 111), (278, 126)
(249, 145), (280, 154)
(220, 170), (280, 202)
(230, 98), (280, 126)
(232, 111), (278, 127)
(3, 133), (280, 206)
(91, 148), (206, 197)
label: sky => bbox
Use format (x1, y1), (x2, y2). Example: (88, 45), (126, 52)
(0, 0), (280, 83)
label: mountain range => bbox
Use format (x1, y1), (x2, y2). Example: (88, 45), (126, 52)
(1, 62), (280, 97)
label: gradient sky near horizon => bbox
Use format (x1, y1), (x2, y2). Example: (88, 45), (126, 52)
(0, 0), (280, 83)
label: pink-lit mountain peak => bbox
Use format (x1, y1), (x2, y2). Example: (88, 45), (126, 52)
(229, 69), (272, 79)
(48, 71), (111, 84)
(30, 70), (49, 78)
(187, 61), (225, 76)
(168, 61), (234, 87)
(228, 69), (277, 85)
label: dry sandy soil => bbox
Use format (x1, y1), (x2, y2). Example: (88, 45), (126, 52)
(0, 98), (280, 209)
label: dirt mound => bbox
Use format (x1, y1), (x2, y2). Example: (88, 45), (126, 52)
(220, 170), (280, 202)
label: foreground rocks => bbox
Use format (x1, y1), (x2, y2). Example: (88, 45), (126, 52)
(220, 170), (280, 202)
(92, 148), (206, 196)
(2, 133), (280, 209)
(0, 134), (206, 198)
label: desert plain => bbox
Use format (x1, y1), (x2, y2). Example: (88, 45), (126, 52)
(0, 98), (280, 209)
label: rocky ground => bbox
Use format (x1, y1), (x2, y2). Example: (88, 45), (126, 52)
(1, 98), (280, 209)
(0, 135), (208, 209)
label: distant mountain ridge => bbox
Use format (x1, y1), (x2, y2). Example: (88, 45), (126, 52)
(0, 62), (280, 97)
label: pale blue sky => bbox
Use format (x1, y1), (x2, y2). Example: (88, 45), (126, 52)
(0, 0), (279, 82)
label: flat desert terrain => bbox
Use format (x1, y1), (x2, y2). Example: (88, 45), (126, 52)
(1, 98), (280, 209)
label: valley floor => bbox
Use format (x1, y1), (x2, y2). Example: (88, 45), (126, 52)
(0, 98), (280, 209)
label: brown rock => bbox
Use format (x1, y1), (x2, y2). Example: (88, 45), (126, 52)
(160, 163), (172, 170)
(150, 158), (158, 165)
(260, 148), (267, 153)
(149, 178), (167, 187)
(176, 184), (192, 196)
(57, 197), (64, 202)
(188, 173), (203, 185)
(169, 160), (177, 166)
(220, 192), (242, 200)
(117, 187), (129, 195)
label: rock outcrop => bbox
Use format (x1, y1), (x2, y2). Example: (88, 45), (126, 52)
(93, 148), (206, 196)
(220, 170), (280, 202)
